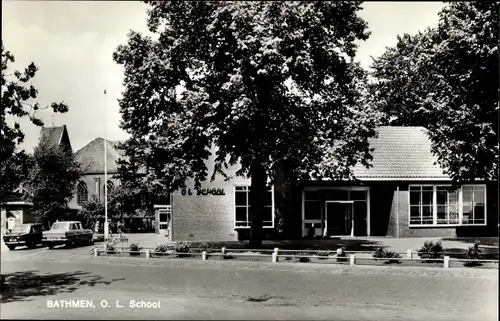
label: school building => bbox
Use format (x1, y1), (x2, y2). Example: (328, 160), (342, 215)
(155, 126), (498, 241)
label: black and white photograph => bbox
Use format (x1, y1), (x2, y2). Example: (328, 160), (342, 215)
(1, 1), (498, 320)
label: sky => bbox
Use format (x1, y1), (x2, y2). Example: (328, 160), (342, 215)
(2, 1), (445, 153)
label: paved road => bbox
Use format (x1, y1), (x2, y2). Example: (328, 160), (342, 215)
(1, 245), (498, 320)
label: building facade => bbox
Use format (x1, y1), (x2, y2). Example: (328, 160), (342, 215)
(70, 137), (122, 210)
(155, 127), (498, 241)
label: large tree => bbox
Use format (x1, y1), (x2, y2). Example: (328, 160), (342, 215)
(369, 2), (499, 183)
(1, 43), (69, 203)
(114, 1), (379, 246)
(25, 138), (81, 227)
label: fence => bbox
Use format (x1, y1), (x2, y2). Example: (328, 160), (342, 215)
(92, 246), (499, 269)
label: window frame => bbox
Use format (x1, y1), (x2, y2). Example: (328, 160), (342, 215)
(76, 181), (88, 206)
(234, 185), (275, 229)
(408, 184), (487, 227)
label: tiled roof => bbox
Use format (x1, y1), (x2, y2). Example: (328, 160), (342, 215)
(40, 126), (64, 146)
(352, 126), (450, 180)
(74, 138), (123, 174)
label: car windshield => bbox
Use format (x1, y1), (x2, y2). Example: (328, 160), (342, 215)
(11, 225), (31, 233)
(51, 222), (70, 230)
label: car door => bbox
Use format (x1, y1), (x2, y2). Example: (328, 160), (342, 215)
(35, 225), (43, 243)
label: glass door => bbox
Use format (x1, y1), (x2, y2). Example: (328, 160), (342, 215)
(325, 201), (354, 236)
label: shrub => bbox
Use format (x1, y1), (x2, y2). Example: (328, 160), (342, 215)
(154, 244), (169, 253)
(336, 247), (348, 262)
(417, 241), (444, 263)
(129, 243), (142, 256)
(174, 241), (191, 258)
(373, 247), (401, 264)
(222, 254), (234, 260)
(317, 250), (330, 260)
(106, 243), (116, 254)
(298, 256), (310, 263)
(198, 242), (212, 253)
(464, 240), (482, 267)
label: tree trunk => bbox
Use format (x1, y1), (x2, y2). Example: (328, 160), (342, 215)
(249, 160), (267, 248)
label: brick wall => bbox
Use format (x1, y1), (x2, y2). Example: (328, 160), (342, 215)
(171, 151), (251, 242)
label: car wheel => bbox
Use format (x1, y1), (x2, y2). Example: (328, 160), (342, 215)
(89, 237), (94, 245)
(7, 245), (16, 251)
(48, 244), (54, 249)
(28, 242), (36, 249)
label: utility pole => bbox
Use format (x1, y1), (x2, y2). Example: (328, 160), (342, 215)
(104, 89), (109, 249)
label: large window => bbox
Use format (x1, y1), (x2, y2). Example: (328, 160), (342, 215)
(103, 180), (115, 196)
(409, 185), (486, 226)
(234, 186), (274, 228)
(77, 182), (88, 206)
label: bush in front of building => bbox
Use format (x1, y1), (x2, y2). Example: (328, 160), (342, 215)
(174, 241), (191, 258)
(198, 242), (213, 254)
(464, 240), (482, 267)
(373, 247), (401, 264)
(417, 240), (444, 263)
(317, 250), (330, 260)
(129, 243), (142, 256)
(298, 256), (310, 263)
(336, 247), (348, 262)
(106, 243), (116, 254)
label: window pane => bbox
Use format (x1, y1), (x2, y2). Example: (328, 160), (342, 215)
(305, 201), (322, 220)
(422, 191), (433, 206)
(325, 190), (348, 201)
(436, 190), (447, 205)
(449, 190), (459, 206)
(422, 206), (433, 224)
(263, 206), (273, 223)
(474, 189), (485, 206)
(409, 186), (421, 192)
(304, 191), (320, 201)
(437, 205), (447, 223)
(235, 221), (249, 227)
(422, 186), (433, 192)
(349, 190), (366, 201)
(448, 205), (459, 224)
(266, 191), (273, 206)
(410, 206), (421, 224)
(409, 191), (421, 205)
(159, 213), (170, 222)
(462, 186), (473, 223)
(474, 206), (485, 222)
(235, 207), (247, 222)
(235, 191), (248, 206)
(235, 186), (247, 191)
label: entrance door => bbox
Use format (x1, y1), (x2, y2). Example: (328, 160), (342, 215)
(157, 206), (172, 241)
(325, 201), (354, 236)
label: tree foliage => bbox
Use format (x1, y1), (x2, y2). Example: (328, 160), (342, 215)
(369, 2), (499, 183)
(1, 43), (69, 203)
(25, 138), (81, 226)
(114, 1), (378, 246)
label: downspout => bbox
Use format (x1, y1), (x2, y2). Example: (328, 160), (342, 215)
(396, 185), (400, 238)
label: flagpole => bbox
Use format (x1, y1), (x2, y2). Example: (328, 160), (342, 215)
(104, 89), (109, 249)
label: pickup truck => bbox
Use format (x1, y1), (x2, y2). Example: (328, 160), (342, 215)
(42, 221), (93, 249)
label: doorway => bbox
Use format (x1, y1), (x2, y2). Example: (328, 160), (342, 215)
(325, 201), (354, 236)
(156, 205), (172, 241)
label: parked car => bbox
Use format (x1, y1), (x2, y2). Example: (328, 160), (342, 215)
(3, 223), (44, 250)
(42, 221), (93, 249)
